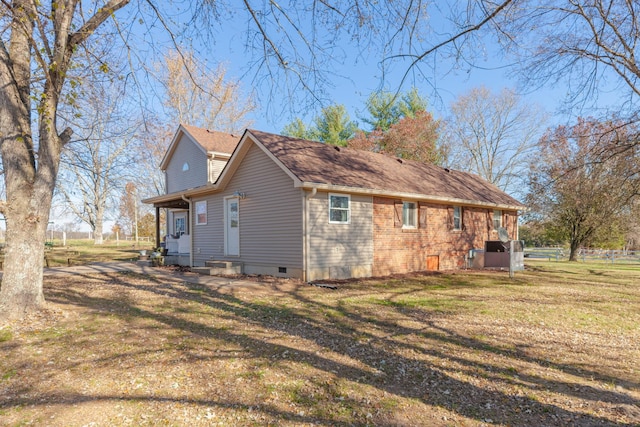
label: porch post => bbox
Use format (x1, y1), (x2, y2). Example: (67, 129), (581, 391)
(155, 206), (161, 248)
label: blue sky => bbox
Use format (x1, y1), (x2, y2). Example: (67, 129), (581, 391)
(205, 31), (557, 133)
(124, 2), (575, 135)
(117, 0), (631, 137)
(181, 5), (628, 136)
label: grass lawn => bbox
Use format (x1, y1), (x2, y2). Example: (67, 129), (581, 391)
(40, 239), (156, 267)
(0, 261), (639, 426)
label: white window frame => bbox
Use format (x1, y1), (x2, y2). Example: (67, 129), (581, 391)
(195, 200), (207, 225)
(453, 206), (462, 231)
(402, 201), (417, 229)
(328, 193), (350, 224)
(493, 209), (502, 230)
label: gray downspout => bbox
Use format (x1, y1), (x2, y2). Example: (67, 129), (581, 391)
(304, 187), (317, 281)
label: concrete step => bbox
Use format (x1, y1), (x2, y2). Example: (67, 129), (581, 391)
(192, 267), (216, 275)
(194, 261), (243, 276)
(204, 260), (237, 268)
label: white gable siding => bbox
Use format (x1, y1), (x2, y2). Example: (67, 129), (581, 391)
(165, 135), (208, 193)
(307, 192), (373, 280)
(208, 157), (228, 183)
(192, 143), (303, 272)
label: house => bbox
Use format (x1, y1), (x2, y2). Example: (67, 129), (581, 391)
(147, 124), (241, 265)
(143, 124), (525, 280)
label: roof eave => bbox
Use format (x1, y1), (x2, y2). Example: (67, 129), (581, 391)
(296, 182), (526, 211)
(207, 151), (232, 159)
(142, 183), (220, 205)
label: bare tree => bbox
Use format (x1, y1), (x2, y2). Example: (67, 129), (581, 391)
(57, 79), (140, 244)
(495, 0), (640, 112)
(445, 86), (545, 196)
(160, 49), (255, 132)
(491, 1), (640, 175)
(119, 182), (139, 243)
(133, 121), (173, 199)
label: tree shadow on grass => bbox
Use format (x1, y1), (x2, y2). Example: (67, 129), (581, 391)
(19, 271), (636, 425)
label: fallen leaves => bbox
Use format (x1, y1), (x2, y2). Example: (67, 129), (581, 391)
(0, 265), (638, 426)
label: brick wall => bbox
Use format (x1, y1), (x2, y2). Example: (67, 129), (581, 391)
(372, 197), (518, 275)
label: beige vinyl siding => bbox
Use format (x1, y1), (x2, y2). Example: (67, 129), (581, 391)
(165, 135), (208, 193)
(307, 192), (373, 279)
(192, 143), (303, 269)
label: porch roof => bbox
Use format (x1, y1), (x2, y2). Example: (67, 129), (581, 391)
(142, 192), (191, 209)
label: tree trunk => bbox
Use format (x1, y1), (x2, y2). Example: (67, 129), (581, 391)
(569, 239), (580, 262)
(0, 0), (132, 321)
(0, 0), (45, 320)
(0, 191), (52, 318)
(94, 210), (104, 245)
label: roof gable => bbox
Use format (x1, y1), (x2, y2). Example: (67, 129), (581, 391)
(181, 124), (241, 154)
(213, 130), (302, 189)
(159, 124), (241, 170)
(247, 129), (525, 209)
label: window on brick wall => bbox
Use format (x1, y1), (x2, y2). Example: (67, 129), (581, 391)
(493, 209), (502, 229)
(403, 201), (417, 228)
(453, 206), (462, 230)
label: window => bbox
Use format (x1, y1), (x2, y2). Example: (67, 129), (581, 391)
(493, 209), (502, 229)
(403, 201), (417, 228)
(453, 206), (462, 230)
(195, 201), (207, 225)
(329, 194), (350, 224)
(182, 162), (190, 171)
(175, 217), (186, 235)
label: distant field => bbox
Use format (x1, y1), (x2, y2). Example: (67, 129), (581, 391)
(0, 239), (156, 268)
(0, 261), (638, 426)
(46, 239), (156, 266)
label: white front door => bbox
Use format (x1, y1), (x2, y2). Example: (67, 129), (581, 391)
(225, 197), (240, 256)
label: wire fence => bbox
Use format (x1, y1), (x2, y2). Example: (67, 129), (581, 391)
(524, 247), (640, 265)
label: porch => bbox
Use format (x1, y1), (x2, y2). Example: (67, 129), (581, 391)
(145, 194), (192, 266)
(164, 233), (191, 266)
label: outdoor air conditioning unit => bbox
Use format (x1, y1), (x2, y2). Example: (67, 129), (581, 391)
(484, 228), (524, 276)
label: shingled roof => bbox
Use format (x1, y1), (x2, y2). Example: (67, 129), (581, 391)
(247, 129), (525, 209)
(181, 124), (240, 154)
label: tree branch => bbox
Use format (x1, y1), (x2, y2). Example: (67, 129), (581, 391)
(67, 0), (131, 49)
(392, 0), (515, 90)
